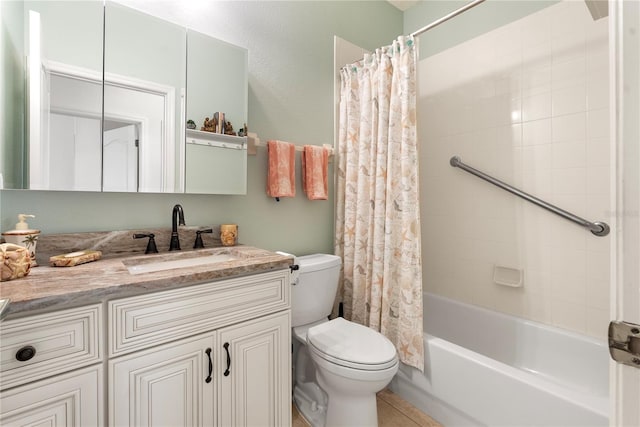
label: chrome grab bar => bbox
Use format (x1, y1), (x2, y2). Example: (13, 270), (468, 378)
(449, 156), (610, 237)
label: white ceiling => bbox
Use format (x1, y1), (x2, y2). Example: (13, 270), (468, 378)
(387, 0), (419, 12)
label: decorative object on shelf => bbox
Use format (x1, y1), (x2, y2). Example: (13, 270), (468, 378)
(0, 243), (31, 281)
(201, 116), (218, 133)
(220, 224), (238, 246)
(214, 112), (225, 133)
(187, 119), (196, 130)
(224, 121), (236, 136)
(238, 123), (248, 137)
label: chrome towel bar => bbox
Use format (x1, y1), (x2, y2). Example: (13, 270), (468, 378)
(450, 156), (610, 237)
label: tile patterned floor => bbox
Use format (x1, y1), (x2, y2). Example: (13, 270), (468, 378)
(292, 388), (441, 427)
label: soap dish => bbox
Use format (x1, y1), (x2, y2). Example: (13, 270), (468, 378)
(49, 250), (102, 267)
(493, 265), (523, 287)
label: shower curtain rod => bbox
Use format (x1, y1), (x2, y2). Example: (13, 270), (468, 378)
(345, 0), (485, 68)
(450, 156), (610, 237)
(410, 0), (486, 38)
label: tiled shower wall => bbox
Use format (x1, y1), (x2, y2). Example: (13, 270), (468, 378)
(419, 1), (610, 340)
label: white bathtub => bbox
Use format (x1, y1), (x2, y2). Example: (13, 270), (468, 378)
(389, 293), (609, 426)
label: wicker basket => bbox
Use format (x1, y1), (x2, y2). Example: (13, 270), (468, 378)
(1, 243), (31, 281)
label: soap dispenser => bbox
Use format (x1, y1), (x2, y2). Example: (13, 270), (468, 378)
(2, 214), (41, 267)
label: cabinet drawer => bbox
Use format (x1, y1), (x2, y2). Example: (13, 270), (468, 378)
(109, 269), (289, 357)
(0, 304), (102, 391)
(0, 365), (103, 426)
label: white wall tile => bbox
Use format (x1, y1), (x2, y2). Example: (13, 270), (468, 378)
(419, 1), (610, 340)
(524, 270), (552, 296)
(524, 293), (553, 323)
(552, 31), (586, 64)
(522, 64), (552, 97)
(585, 307), (609, 340)
(551, 167), (587, 195)
(522, 91), (552, 122)
(586, 165), (610, 197)
(586, 137), (611, 167)
(586, 69), (609, 110)
(552, 57), (586, 90)
(522, 170), (552, 197)
(552, 112), (586, 142)
(552, 300), (587, 334)
(521, 144), (552, 171)
(586, 108), (609, 139)
(552, 140), (586, 169)
(523, 119), (552, 146)
(552, 84), (587, 116)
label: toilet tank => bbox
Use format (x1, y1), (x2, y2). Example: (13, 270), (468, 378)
(291, 254), (341, 328)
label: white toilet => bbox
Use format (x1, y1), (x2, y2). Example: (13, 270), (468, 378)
(291, 254), (399, 427)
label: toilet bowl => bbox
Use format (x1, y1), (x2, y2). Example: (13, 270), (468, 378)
(290, 254), (399, 427)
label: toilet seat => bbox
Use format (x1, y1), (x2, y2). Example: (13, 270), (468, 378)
(306, 317), (398, 371)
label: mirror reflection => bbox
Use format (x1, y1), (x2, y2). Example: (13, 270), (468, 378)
(0, 0), (249, 195)
(185, 29), (248, 195)
(104, 1), (186, 193)
(22, 0), (104, 191)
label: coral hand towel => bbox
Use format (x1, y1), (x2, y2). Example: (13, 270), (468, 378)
(267, 140), (296, 198)
(302, 145), (329, 200)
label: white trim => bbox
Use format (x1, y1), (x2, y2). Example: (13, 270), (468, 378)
(178, 87), (186, 192)
(27, 10), (42, 189)
(104, 74), (176, 193)
(610, 1), (640, 425)
(44, 59), (101, 83)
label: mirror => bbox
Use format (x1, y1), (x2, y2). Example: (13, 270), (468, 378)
(185, 30), (248, 194)
(0, 0), (248, 195)
(104, 2), (186, 193)
(1, 0), (104, 191)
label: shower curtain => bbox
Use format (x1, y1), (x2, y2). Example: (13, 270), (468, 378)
(335, 35), (423, 371)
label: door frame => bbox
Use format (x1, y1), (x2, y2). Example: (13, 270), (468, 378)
(610, 1), (640, 425)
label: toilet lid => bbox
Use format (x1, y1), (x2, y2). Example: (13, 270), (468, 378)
(307, 318), (398, 370)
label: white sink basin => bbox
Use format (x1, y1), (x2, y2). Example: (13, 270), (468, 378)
(125, 252), (238, 275)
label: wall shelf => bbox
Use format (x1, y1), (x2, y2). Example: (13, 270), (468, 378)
(186, 129), (247, 150)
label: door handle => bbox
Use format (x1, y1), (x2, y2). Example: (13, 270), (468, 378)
(609, 320), (640, 368)
(205, 348), (213, 383)
(223, 342), (231, 376)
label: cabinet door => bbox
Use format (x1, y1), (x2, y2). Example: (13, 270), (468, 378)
(0, 365), (103, 426)
(218, 311), (291, 427)
(109, 332), (216, 427)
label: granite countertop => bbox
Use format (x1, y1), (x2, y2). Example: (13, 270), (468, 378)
(0, 245), (293, 318)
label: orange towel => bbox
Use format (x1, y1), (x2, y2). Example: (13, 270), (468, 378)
(267, 140), (296, 199)
(302, 145), (329, 200)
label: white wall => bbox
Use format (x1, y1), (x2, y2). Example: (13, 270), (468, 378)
(419, 1), (610, 340)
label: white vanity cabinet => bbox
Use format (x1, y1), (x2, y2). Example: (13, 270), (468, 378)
(218, 311), (290, 427)
(107, 268), (291, 427)
(0, 305), (104, 426)
(109, 332), (217, 426)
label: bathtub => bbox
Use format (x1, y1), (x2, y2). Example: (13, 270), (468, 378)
(389, 293), (609, 426)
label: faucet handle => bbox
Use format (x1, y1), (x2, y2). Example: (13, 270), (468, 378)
(133, 233), (159, 254)
(194, 228), (213, 249)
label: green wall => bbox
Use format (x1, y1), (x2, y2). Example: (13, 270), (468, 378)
(0, 1), (402, 256)
(404, 0), (558, 59)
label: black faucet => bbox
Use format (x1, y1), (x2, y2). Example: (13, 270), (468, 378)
(194, 228), (213, 249)
(133, 233), (158, 254)
(169, 204), (185, 251)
